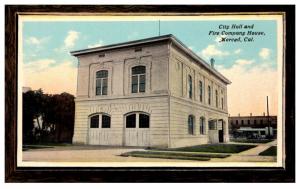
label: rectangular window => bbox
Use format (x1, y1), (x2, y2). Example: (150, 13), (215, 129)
(96, 79), (102, 95)
(102, 78), (108, 95)
(254, 120), (257, 125)
(236, 120), (238, 125)
(209, 120), (217, 130)
(139, 74), (145, 92)
(131, 75), (138, 93)
(248, 120), (250, 125)
(241, 120), (244, 125)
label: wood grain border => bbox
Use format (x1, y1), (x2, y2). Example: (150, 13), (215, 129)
(5, 5), (295, 182)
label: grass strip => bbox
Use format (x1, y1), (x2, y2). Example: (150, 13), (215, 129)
(149, 144), (256, 154)
(121, 151), (230, 161)
(230, 139), (274, 144)
(147, 151), (230, 158)
(259, 146), (277, 156)
(23, 143), (73, 151)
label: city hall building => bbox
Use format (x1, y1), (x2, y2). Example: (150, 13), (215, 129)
(71, 34), (231, 148)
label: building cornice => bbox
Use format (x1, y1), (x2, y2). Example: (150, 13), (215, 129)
(75, 93), (169, 102)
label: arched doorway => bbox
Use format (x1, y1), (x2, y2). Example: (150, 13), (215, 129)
(124, 112), (150, 146)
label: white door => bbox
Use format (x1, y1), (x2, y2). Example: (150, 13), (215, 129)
(88, 114), (111, 145)
(88, 129), (110, 145)
(124, 113), (150, 147)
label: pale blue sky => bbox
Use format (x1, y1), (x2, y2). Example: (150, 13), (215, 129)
(22, 19), (279, 115)
(23, 20), (277, 69)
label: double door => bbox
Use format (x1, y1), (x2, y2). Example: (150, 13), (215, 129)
(124, 113), (150, 147)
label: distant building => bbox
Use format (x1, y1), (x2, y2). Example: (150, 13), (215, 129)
(229, 114), (277, 139)
(22, 87), (32, 93)
(70, 34), (231, 148)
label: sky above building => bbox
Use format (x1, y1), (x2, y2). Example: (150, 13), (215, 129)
(22, 19), (278, 116)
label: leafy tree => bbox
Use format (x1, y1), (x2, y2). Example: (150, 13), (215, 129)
(23, 89), (44, 143)
(22, 89), (75, 144)
(50, 92), (75, 142)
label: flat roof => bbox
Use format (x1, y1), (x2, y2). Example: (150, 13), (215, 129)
(70, 34), (231, 84)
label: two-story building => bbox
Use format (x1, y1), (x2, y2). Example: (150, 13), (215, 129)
(229, 114), (277, 139)
(71, 34), (231, 148)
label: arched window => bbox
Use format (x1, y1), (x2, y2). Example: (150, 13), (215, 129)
(200, 117), (205, 134)
(89, 114), (111, 128)
(221, 97), (224, 110)
(199, 81), (203, 102)
(131, 66), (146, 93)
(126, 112), (150, 128)
(208, 85), (211, 105)
(188, 115), (194, 135)
(102, 115), (111, 128)
(90, 115), (99, 128)
(126, 114), (136, 128)
(96, 70), (108, 95)
(188, 75), (193, 99)
(215, 90), (218, 108)
(139, 114), (150, 128)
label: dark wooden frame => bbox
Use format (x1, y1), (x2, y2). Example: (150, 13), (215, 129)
(5, 5), (295, 182)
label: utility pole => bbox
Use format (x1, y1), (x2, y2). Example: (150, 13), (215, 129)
(266, 96), (271, 138)
(158, 20), (160, 36)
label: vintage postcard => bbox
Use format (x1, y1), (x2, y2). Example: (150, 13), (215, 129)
(17, 12), (284, 168)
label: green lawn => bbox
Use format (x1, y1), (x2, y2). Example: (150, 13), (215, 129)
(230, 138), (274, 144)
(23, 145), (53, 151)
(259, 146), (277, 156)
(150, 144), (256, 154)
(121, 151), (230, 161)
